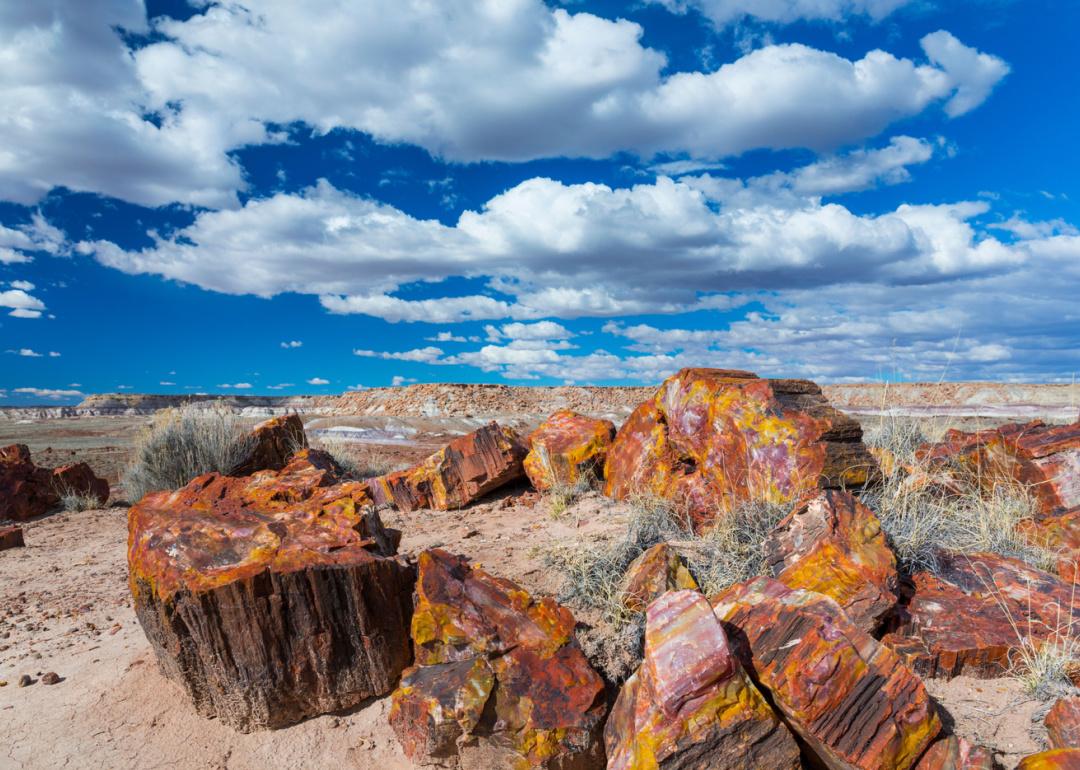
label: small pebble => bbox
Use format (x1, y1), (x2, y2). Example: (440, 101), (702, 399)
(17, 674), (32, 687)
(41, 672), (60, 685)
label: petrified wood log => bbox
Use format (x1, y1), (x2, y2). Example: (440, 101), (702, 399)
(128, 449), (414, 732)
(913, 736), (994, 769)
(0, 524), (24, 551)
(618, 542), (698, 614)
(713, 577), (940, 770)
(1017, 749), (1080, 769)
(1048, 697), (1080, 750)
(919, 420), (1080, 517)
(603, 368), (879, 532)
(605, 590), (800, 770)
(389, 549), (605, 769)
(230, 413), (307, 475)
(369, 422), (528, 512)
(764, 490), (898, 632)
(524, 410), (616, 492)
(0, 443), (109, 519)
(882, 552), (1079, 679)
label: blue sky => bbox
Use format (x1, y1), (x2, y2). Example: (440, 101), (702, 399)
(1, 0), (1078, 404)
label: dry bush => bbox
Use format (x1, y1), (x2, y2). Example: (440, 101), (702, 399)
(544, 493), (787, 682)
(123, 403), (256, 503)
(307, 438), (401, 479)
(55, 483), (106, 512)
(544, 472), (598, 518)
(862, 414), (1055, 575)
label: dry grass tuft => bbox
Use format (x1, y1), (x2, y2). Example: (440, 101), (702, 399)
(544, 492), (786, 682)
(122, 403), (256, 503)
(307, 438), (402, 479)
(544, 473), (598, 518)
(862, 414), (1055, 575)
(55, 483), (106, 512)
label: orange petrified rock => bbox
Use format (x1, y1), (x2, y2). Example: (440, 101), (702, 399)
(604, 590), (800, 770)
(603, 368), (878, 532)
(1017, 749), (1080, 769)
(882, 552), (1079, 680)
(1047, 697), (1080, 750)
(618, 543), (698, 613)
(524, 409), (616, 492)
(713, 577), (940, 770)
(0, 443), (109, 520)
(390, 549), (605, 769)
(913, 736), (994, 769)
(128, 449), (414, 731)
(230, 413), (307, 475)
(764, 490), (899, 632)
(370, 422), (528, 511)
(919, 420), (1080, 517)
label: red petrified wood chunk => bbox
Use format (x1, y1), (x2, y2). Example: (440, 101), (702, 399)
(128, 449), (414, 732)
(0, 443), (109, 520)
(605, 590), (800, 770)
(0, 524), (24, 551)
(1017, 749), (1080, 769)
(603, 368), (878, 532)
(618, 542), (698, 613)
(524, 409), (616, 492)
(1048, 697), (1080, 750)
(230, 413), (307, 475)
(389, 549), (605, 769)
(914, 736), (994, 769)
(713, 577), (941, 770)
(882, 552), (1079, 680)
(370, 422), (528, 511)
(919, 420), (1080, 518)
(764, 490), (899, 633)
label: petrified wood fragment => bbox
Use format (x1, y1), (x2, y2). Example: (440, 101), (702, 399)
(618, 542), (698, 613)
(882, 552), (1079, 679)
(524, 410), (616, 492)
(1047, 697), (1080, 750)
(389, 549), (605, 769)
(0, 524), (24, 551)
(1017, 749), (1080, 769)
(764, 490), (898, 632)
(230, 413), (307, 475)
(0, 443), (109, 519)
(370, 422), (528, 512)
(128, 449), (414, 731)
(919, 420), (1080, 517)
(913, 736), (994, 770)
(605, 590), (800, 770)
(603, 368), (878, 531)
(713, 577), (940, 770)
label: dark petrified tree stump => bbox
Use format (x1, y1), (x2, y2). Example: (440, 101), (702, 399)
(128, 449), (414, 731)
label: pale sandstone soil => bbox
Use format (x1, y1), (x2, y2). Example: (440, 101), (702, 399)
(0, 494), (1055, 770)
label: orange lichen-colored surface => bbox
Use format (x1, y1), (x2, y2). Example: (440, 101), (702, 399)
(605, 590), (800, 770)
(391, 548), (605, 769)
(369, 421), (527, 511)
(128, 449), (385, 602)
(1017, 749), (1080, 769)
(604, 368), (877, 531)
(764, 490), (898, 632)
(524, 409), (616, 492)
(713, 577), (940, 770)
